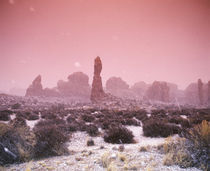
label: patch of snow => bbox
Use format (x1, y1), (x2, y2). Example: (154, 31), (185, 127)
(180, 115), (187, 119)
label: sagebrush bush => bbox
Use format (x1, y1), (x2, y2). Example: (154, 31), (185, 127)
(86, 124), (99, 137)
(168, 116), (190, 128)
(66, 115), (76, 123)
(67, 122), (79, 132)
(122, 118), (140, 126)
(33, 124), (69, 158)
(104, 126), (134, 144)
(27, 113), (39, 121)
(143, 119), (180, 137)
(0, 111), (11, 121)
(11, 103), (21, 109)
(81, 114), (95, 122)
(10, 117), (27, 128)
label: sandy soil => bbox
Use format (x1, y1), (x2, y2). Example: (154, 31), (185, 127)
(3, 126), (201, 171)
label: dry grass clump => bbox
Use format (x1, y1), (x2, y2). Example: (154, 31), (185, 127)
(163, 120), (210, 170)
(139, 145), (151, 152)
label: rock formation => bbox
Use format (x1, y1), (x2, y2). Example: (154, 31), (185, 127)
(106, 77), (132, 98)
(106, 77), (129, 91)
(130, 81), (149, 99)
(198, 79), (204, 105)
(208, 81), (210, 104)
(57, 72), (90, 97)
(146, 81), (169, 102)
(25, 72), (90, 98)
(25, 75), (43, 96)
(90, 56), (106, 102)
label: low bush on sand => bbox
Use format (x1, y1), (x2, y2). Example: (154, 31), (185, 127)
(143, 119), (180, 137)
(104, 125), (134, 144)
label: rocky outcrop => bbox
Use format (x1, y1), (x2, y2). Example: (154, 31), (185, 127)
(25, 75), (43, 96)
(146, 81), (169, 102)
(90, 56), (106, 102)
(208, 81), (210, 104)
(25, 72), (90, 98)
(106, 77), (132, 98)
(57, 72), (90, 97)
(198, 79), (204, 105)
(184, 83), (198, 105)
(130, 81), (149, 99)
(184, 80), (210, 106)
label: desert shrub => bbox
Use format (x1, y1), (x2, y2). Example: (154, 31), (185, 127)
(143, 119), (180, 137)
(10, 117), (27, 128)
(122, 118), (140, 126)
(104, 126), (134, 144)
(86, 124), (99, 137)
(66, 115), (76, 123)
(135, 112), (148, 122)
(168, 116), (190, 128)
(151, 109), (166, 115)
(33, 124), (69, 158)
(163, 121), (210, 170)
(163, 137), (194, 168)
(87, 139), (94, 146)
(0, 110), (11, 121)
(189, 113), (210, 126)
(181, 120), (210, 170)
(101, 120), (113, 130)
(11, 103), (21, 109)
(27, 113), (39, 121)
(79, 122), (88, 132)
(41, 112), (58, 120)
(35, 118), (68, 133)
(81, 114), (95, 122)
(122, 111), (135, 119)
(0, 123), (35, 165)
(67, 122), (79, 132)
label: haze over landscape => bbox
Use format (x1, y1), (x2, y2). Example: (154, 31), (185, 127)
(1, 0), (210, 94)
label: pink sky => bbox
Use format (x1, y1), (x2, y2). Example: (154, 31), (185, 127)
(0, 0), (210, 92)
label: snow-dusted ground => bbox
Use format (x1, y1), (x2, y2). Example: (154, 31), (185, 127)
(4, 125), (201, 171)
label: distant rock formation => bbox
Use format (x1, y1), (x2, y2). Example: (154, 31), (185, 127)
(184, 82), (198, 104)
(184, 80), (210, 106)
(25, 75), (43, 96)
(208, 81), (210, 104)
(130, 81), (149, 99)
(57, 72), (90, 97)
(106, 77), (132, 98)
(146, 81), (169, 102)
(25, 72), (90, 98)
(198, 79), (204, 105)
(90, 56), (106, 102)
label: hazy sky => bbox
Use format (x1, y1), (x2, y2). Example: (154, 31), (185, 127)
(0, 0), (210, 92)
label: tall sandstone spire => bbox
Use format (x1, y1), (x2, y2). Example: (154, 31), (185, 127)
(90, 56), (106, 102)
